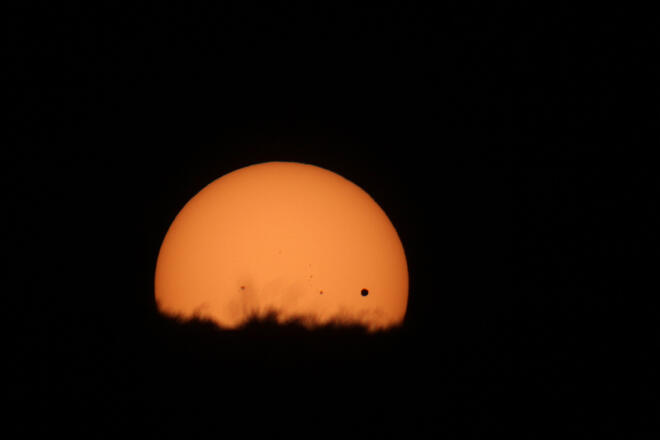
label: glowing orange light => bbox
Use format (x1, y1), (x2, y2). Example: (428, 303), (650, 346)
(154, 162), (408, 331)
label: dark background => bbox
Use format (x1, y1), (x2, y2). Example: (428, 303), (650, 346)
(9, 1), (657, 436)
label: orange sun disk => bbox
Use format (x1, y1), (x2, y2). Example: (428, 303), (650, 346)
(154, 161), (408, 331)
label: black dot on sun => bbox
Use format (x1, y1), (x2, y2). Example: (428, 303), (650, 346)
(361, 288), (369, 297)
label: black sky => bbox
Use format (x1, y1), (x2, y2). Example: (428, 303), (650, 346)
(9, 2), (657, 436)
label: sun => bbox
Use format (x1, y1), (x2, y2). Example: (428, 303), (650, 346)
(154, 161), (408, 331)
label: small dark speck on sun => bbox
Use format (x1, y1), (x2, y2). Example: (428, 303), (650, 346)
(240, 286), (246, 291)
(320, 290), (324, 295)
(361, 289), (369, 297)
